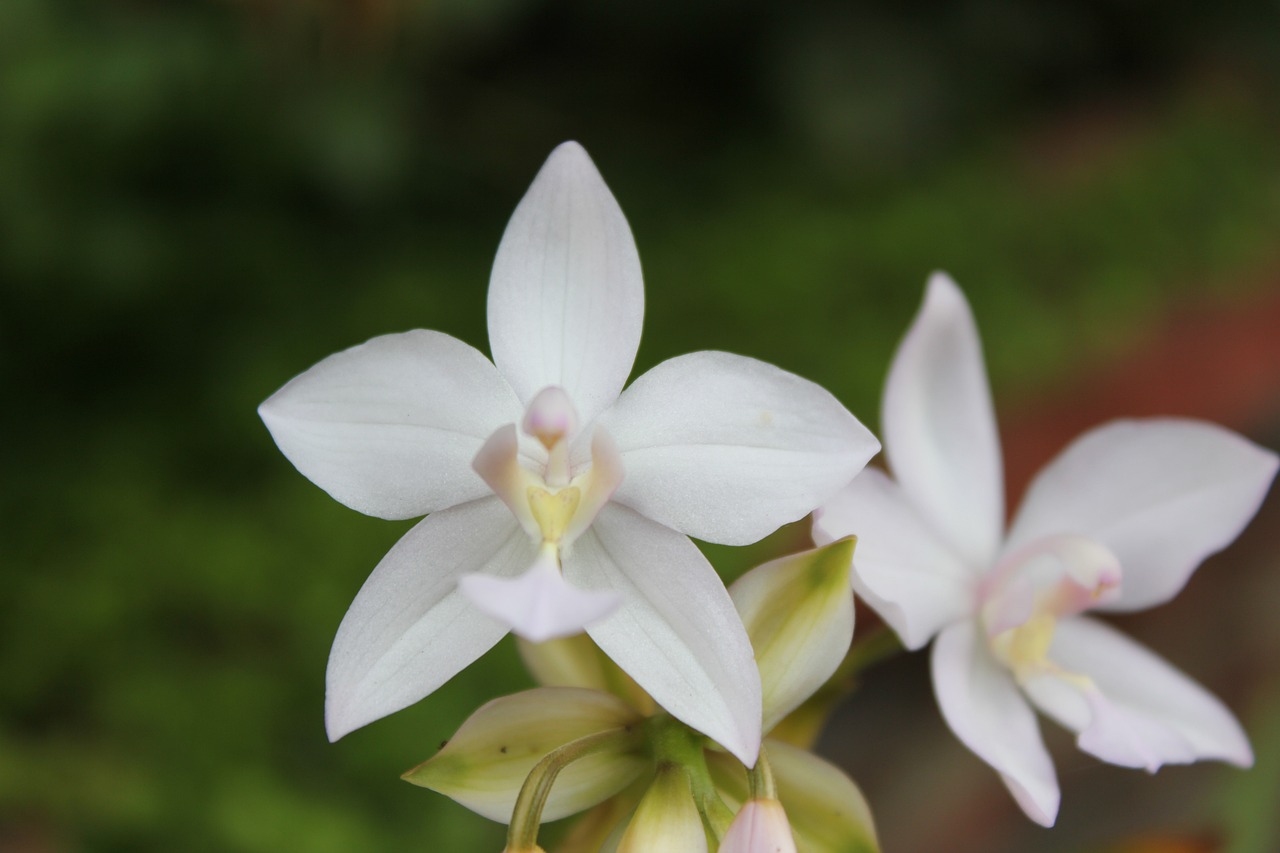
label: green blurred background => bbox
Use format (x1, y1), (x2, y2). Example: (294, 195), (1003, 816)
(3, 0), (1279, 850)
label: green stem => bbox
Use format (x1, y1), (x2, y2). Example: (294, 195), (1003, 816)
(645, 714), (733, 842)
(507, 725), (644, 852)
(747, 745), (777, 801)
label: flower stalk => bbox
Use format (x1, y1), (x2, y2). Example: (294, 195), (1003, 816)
(506, 725), (644, 852)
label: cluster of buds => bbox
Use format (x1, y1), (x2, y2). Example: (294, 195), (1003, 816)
(405, 539), (879, 852)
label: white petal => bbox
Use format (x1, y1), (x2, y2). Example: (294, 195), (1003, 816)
(487, 142), (644, 427)
(1024, 616), (1252, 769)
(883, 273), (1004, 567)
(814, 469), (977, 650)
(1005, 418), (1279, 611)
(563, 503), (763, 765)
(931, 621), (1059, 826)
(459, 548), (621, 642)
(260, 330), (523, 520)
(601, 351), (879, 546)
(325, 497), (536, 740)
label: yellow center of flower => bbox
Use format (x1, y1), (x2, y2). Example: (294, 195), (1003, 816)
(527, 485), (581, 544)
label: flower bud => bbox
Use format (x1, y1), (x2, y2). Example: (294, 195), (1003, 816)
(720, 799), (797, 853)
(730, 538), (856, 731)
(617, 764), (708, 853)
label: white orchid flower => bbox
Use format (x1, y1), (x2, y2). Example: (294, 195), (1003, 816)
(259, 142), (879, 764)
(814, 272), (1277, 825)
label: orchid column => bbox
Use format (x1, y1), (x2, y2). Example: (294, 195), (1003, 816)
(259, 142), (879, 766)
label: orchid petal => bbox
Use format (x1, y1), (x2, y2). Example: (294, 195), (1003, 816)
(730, 539), (855, 732)
(1024, 616), (1252, 769)
(472, 424), (540, 538)
(600, 351), (879, 546)
(563, 503), (763, 766)
(931, 621), (1059, 826)
(325, 497), (536, 740)
(883, 273), (1004, 567)
(814, 469), (976, 650)
(259, 330), (524, 520)
(1005, 418), (1278, 611)
(459, 548), (621, 642)
(402, 687), (647, 823)
(487, 142), (644, 427)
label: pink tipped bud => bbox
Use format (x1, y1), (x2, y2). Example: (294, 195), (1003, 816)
(720, 799), (797, 853)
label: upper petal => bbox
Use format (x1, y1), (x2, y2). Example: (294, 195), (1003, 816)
(487, 142), (644, 427)
(931, 620), (1060, 826)
(600, 351), (879, 546)
(1023, 616), (1252, 769)
(814, 469), (977, 650)
(325, 496), (536, 740)
(1005, 418), (1278, 611)
(883, 273), (1004, 567)
(563, 503), (763, 766)
(259, 330), (524, 520)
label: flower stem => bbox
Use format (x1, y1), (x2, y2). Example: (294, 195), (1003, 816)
(747, 745), (778, 801)
(507, 725), (644, 852)
(645, 714), (734, 842)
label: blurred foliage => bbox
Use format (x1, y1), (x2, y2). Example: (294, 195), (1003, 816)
(2, 0), (1279, 850)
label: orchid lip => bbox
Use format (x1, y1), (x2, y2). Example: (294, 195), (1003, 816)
(464, 391), (628, 639)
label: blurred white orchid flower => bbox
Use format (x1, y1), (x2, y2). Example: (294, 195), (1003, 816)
(260, 141), (879, 764)
(815, 272), (1277, 825)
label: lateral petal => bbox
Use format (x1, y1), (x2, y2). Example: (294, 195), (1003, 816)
(883, 273), (1004, 568)
(1024, 616), (1253, 770)
(259, 330), (523, 520)
(931, 621), (1060, 827)
(601, 350), (879, 546)
(1005, 418), (1278, 611)
(487, 141), (644, 428)
(325, 497), (536, 740)
(563, 503), (763, 766)
(402, 686), (647, 823)
(814, 469), (976, 650)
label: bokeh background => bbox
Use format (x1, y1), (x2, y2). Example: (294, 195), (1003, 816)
(3, 0), (1279, 851)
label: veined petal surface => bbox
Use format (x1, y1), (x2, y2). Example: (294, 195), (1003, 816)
(1005, 418), (1278, 611)
(931, 621), (1059, 826)
(883, 273), (1004, 568)
(814, 469), (976, 650)
(602, 351), (879, 546)
(1024, 616), (1252, 769)
(487, 141), (644, 428)
(259, 330), (523, 520)
(563, 503), (763, 766)
(325, 497), (536, 740)
(402, 687), (646, 823)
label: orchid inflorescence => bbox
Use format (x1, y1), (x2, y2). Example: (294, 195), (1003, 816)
(260, 143), (1278, 851)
